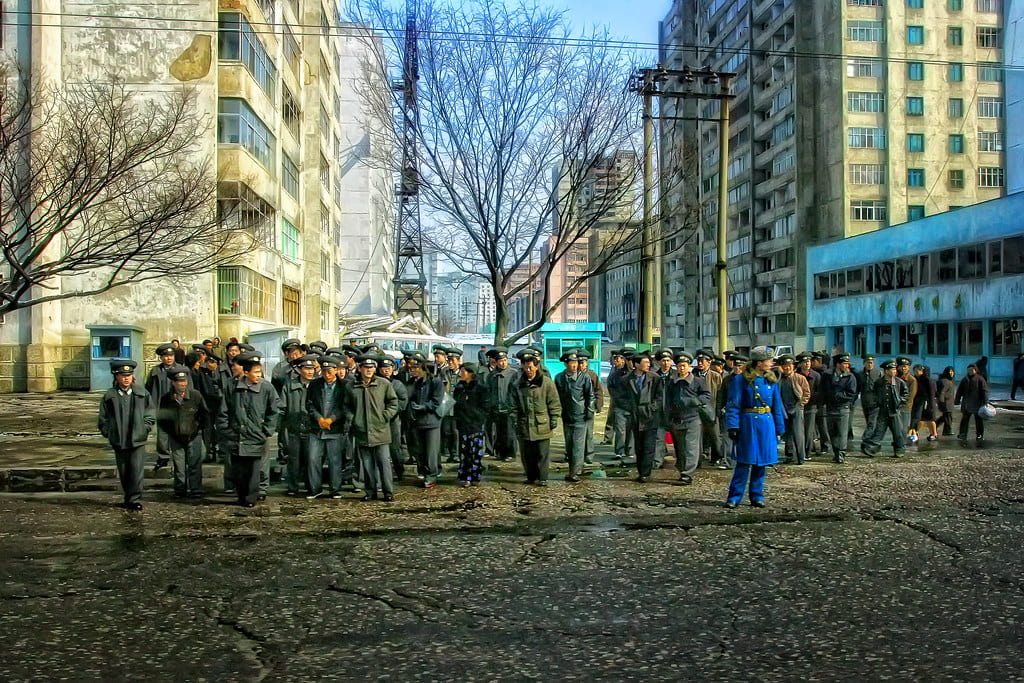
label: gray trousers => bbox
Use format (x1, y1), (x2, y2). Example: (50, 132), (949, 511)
(409, 426), (441, 483)
(670, 424), (701, 477)
(827, 406), (852, 456)
(815, 407), (831, 453)
(217, 431), (234, 492)
(861, 404), (879, 441)
(283, 430), (310, 494)
(114, 446), (146, 504)
(307, 435), (343, 494)
(389, 418), (405, 478)
(783, 407), (806, 464)
(654, 427), (668, 468)
(563, 421), (589, 477)
(863, 412), (906, 454)
(610, 405), (634, 457)
(803, 406), (819, 456)
(358, 444), (394, 496)
(584, 416), (596, 461)
(168, 436), (203, 495)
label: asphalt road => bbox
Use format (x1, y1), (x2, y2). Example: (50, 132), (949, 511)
(1, 418), (1024, 680)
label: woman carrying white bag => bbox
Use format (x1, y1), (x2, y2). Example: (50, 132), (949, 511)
(955, 364), (990, 444)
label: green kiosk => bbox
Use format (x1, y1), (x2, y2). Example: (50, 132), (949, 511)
(539, 322), (605, 369)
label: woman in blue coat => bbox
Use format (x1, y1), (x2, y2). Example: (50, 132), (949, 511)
(724, 349), (786, 508)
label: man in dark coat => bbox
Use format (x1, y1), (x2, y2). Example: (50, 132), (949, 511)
(796, 353), (823, 460)
(378, 356), (409, 480)
(1011, 353), (1024, 401)
(653, 348), (677, 469)
(485, 347), (518, 462)
(279, 354), (317, 496)
(511, 350), (561, 486)
(623, 352), (663, 483)
(955, 364), (989, 443)
(156, 366), (210, 498)
(577, 349), (603, 464)
(146, 342), (184, 466)
(408, 357), (445, 488)
(554, 350), (595, 482)
(305, 355), (347, 499)
(606, 349), (636, 464)
(666, 352), (711, 484)
(855, 355), (883, 440)
(343, 355), (400, 501)
(98, 360), (155, 510)
(861, 360), (910, 457)
(823, 354), (859, 463)
(454, 363), (490, 485)
(217, 351), (281, 507)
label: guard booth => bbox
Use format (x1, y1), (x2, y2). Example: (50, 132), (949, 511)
(539, 322), (604, 370)
(87, 324), (145, 390)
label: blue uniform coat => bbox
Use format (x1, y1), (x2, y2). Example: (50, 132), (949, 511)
(724, 370), (786, 466)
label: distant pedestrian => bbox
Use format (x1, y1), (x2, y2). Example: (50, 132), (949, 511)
(912, 366), (939, 442)
(955, 364), (989, 444)
(935, 367), (957, 437)
(98, 360), (154, 511)
(1011, 354), (1024, 401)
(724, 349), (785, 508)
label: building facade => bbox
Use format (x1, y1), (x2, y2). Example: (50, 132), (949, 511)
(660, 0), (1007, 353)
(0, 1), (393, 391)
(806, 191), (1024, 384)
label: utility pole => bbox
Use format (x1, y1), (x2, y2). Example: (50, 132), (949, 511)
(629, 67), (734, 351)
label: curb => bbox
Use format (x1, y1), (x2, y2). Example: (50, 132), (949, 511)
(0, 464), (225, 493)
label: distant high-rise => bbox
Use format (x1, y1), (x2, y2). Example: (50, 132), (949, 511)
(660, 0), (1007, 352)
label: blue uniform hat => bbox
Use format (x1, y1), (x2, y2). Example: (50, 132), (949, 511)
(110, 359), (137, 375)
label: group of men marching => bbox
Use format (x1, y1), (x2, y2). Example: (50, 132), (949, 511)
(96, 336), (985, 512)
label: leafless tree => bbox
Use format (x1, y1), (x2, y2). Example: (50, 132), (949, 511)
(0, 64), (251, 317)
(348, 0), (699, 345)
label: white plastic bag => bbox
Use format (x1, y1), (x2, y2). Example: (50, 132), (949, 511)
(977, 402), (998, 419)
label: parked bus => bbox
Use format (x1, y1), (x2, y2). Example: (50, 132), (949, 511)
(343, 331), (457, 358)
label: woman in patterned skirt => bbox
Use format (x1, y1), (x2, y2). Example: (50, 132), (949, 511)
(454, 363), (490, 486)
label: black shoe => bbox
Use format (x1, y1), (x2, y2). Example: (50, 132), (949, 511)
(584, 456), (594, 464)
(360, 493), (378, 502)
(122, 502), (143, 511)
(535, 480), (548, 487)
(257, 494), (267, 501)
(565, 475), (581, 483)
(224, 488), (236, 495)
(635, 476), (648, 483)
(833, 453), (845, 464)
(750, 500), (765, 508)
(154, 458), (169, 472)
(678, 473), (693, 485)
(187, 491), (205, 499)
(725, 501), (738, 509)
(861, 447), (875, 458)
(383, 493), (394, 502)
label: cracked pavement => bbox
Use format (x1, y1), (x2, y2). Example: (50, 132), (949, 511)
(1, 407), (1023, 679)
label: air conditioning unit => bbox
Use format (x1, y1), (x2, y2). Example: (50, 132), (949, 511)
(1010, 318), (1024, 333)
(909, 323), (924, 335)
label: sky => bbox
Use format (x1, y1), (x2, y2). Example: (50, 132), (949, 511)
(552, 0), (670, 53)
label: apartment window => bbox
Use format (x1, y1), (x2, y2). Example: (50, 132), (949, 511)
(849, 127), (886, 148)
(320, 302), (331, 331)
(959, 322), (983, 356)
(978, 131), (1004, 152)
(283, 23), (300, 77)
(851, 200), (887, 221)
(948, 27), (963, 45)
(280, 218), (299, 260)
(897, 325), (921, 355)
(907, 62), (924, 80)
(847, 58), (883, 78)
(217, 181), (275, 249)
(906, 26), (924, 45)
(217, 98), (276, 170)
(994, 321), (1017, 356)
(850, 163), (885, 184)
(217, 266), (275, 319)
(218, 13), (277, 99)
(959, 243), (985, 279)
(320, 203), (330, 235)
(948, 169), (965, 189)
(1007, 236), (1024, 273)
(979, 63), (1003, 82)
(907, 168), (925, 187)
(977, 167), (1005, 187)
(906, 97), (924, 115)
(282, 85), (300, 138)
(282, 155), (299, 199)
(321, 251), (331, 284)
(977, 27), (1001, 48)
(320, 103), (331, 141)
(948, 63), (964, 81)
(848, 91), (885, 112)
(907, 133), (925, 152)
(926, 324), (950, 355)
(948, 98), (964, 118)
(949, 134), (965, 153)
(847, 21), (885, 42)
(282, 286), (301, 327)
(907, 0), (924, 7)
(908, 205), (926, 221)
(989, 240), (1003, 275)
(320, 153), (331, 192)
(976, 0), (999, 10)
(949, 0), (963, 7)
(978, 97), (1004, 118)
(771, 116), (794, 144)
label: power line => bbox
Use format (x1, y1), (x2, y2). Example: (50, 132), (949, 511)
(8, 9), (1024, 72)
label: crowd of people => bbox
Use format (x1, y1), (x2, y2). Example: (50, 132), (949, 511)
(96, 337), (995, 511)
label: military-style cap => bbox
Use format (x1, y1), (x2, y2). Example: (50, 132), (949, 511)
(712, 356), (726, 366)
(881, 360), (898, 370)
(723, 350), (736, 360)
(341, 344), (360, 357)
(575, 348), (592, 360)
(325, 347), (346, 358)
(485, 346), (508, 360)
(795, 352), (811, 362)
(156, 343), (175, 356)
(627, 351), (650, 363)
(168, 366), (191, 382)
(516, 348), (541, 362)
(896, 356), (912, 366)
(378, 356), (396, 368)
(732, 354), (749, 364)
(461, 362), (479, 375)
(654, 348), (675, 361)
(750, 349), (773, 362)
(445, 347), (463, 357)
(777, 354), (796, 365)
(281, 338), (304, 353)
(610, 348), (626, 358)
(560, 350), (580, 363)
(406, 351), (427, 365)
(861, 354), (875, 362)
(695, 350), (713, 361)
(292, 354), (319, 369)
(205, 352), (222, 363)
(110, 359), (137, 375)
(319, 356), (340, 370)
(356, 354), (378, 368)
(191, 343), (207, 353)
(833, 353), (851, 364)
(308, 341), (328, 353)
(235, 351), (262, 368)
(674, 352), (694, 364)
(432, 344), (448, 354)
(360, 343), (382, 355)
(811, 351), (826, 360)
(238, 343), (256, 352)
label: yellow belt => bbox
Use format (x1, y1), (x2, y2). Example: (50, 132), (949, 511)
(742, 407), (770, 414)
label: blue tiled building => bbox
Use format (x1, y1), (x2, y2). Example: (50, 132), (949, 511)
(806, 193), (1024, 384)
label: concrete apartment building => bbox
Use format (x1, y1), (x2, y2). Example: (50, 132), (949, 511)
(659, 0), (1007, 353)
(431, 273), (496, 334)
(0, 0), (393, 391)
